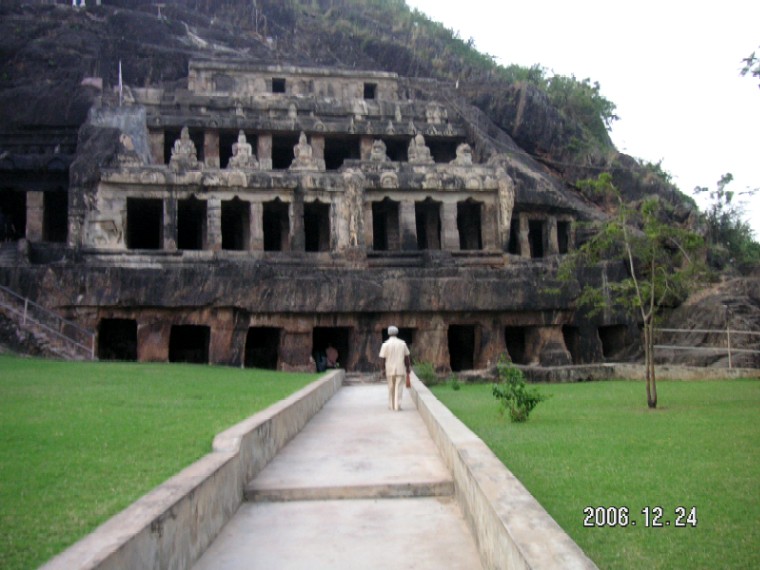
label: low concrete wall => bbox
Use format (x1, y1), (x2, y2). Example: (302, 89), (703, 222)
(410, 373), (597, 570)
(40, 370), (344, 570)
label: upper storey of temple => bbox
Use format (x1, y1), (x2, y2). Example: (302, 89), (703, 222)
(187, 59), (400, 102)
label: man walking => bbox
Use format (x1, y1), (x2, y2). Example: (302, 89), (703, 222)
(379, 326), (411, 411)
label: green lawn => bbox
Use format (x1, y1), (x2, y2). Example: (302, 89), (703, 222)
(0, 356), (318, 570)
(431, 379), (760, 570)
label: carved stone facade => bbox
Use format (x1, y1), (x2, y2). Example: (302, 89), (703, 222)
(1, 60), (630, 373)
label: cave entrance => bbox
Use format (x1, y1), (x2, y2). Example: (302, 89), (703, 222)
(448, 324), (477, 372)
(382, 138), (408, 162)
(363, 82), (377, 100)
(222, 197), (250, 251)
(263, 199), (290, 251)
(98, 318), (138, 361)
(43, 190), (68, 243)
(304, 200), (330, 252)
(598, 325), (629, 360)
(381, 327), (416, 349)
(508, 217), (520, 255)
(169, 325), (210, 364)
(562, 325), (581, 364)
(324, 135), (360, 170)
(528, 219), (545, 258)
(0, 190), (26, 242)
(272, 77), (286, 94)
(372, 198), (400, 251)
(126, 197), (162, 250)
(312, 327), (350, 372)
(415, 198), (441, 250)
(457, 199), (483, 250)
(177, 197), (206, 250)
(245, 327), (281, 370)
(504, 326), (528, 365)
(272, 134), (299, 170)
(428, 138), (461, 163)
(558, 220), (571, 254)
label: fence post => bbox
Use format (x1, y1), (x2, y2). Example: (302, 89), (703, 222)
(727, 320), (732, 369)
(23, 298), (28, 325)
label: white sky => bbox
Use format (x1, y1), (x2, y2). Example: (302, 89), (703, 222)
(406, 0), (760, 236)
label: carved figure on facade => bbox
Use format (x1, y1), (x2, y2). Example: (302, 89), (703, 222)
(290, 132), (323, 171)
(169, 127), (199, 171)
(369, 139), (390, 162)
(407, 133), (434, 165)
(228, 130), (258, 170)
(496, 167), (516, 251)
(451, 143), (474, 166)
(426, 103), (447, 125)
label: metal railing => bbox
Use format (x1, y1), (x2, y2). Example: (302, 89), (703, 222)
(0, 284), (95, 360)
(655, 327), (760, 369)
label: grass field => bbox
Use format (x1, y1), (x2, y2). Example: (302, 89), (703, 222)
(431, 379), (760, 570)
(0, 356), (318, 570)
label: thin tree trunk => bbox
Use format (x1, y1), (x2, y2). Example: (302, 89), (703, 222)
(644, 320), (657, 408)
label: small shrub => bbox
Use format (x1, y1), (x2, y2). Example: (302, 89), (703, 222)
(448, 375), (461, 390)
(492, 356), (546, 422)
(413, 360), (438, 386)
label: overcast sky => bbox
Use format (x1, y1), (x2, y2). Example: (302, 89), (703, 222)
(406, 0), (760, 236)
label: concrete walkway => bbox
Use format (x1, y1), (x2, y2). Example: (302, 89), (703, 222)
(192, 383), (483, 570)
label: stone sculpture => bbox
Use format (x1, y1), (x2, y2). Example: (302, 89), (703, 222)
(407, 133), (434, 165)
(228, 130), (258, 169)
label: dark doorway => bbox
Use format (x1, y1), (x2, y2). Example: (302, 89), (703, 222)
(504, 326), (528, 365)
(448, 324), (476, 371)
(372, 198), (400, 251)
(427, 139), (461, 163)
(598, 325), (629, 360)
(381, 327), (416, 349)
(126, 198), (162, 250)
(272, 134), (300, 170)
(169, 325), (210, 364)
(263, 199), (290, 251)
(177, 197), (206, 250)
(324, 136), (360, 170)
(508, 217), (520, 255)
(98, 318), (138, 361)
(272, 77), (286, 93)
(415, 198), (441, 250)
(43, 191), (68, 242)
(562, 325), (581, 364)
(528, 219), (545, 258)
(222, 198), (250, 251)
(364, 82), (377, 100)
(0, 190), (25, 241)
(383, 138), (408, 162)
(304, 201), (330, 252)
(457, 200), (483, 250)
(312, 327), (350, 371)
(557, 220), (571, 254)
(245, 327), (281, 369)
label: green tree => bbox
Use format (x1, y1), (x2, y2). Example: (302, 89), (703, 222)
(741, 47), (760, 87)
(560, 174), (704, 408)
(694, 173), (760, 269)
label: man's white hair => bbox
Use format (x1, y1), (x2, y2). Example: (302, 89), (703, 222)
(388, 326), (399, 336)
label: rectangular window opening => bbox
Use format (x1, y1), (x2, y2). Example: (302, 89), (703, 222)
(126, 197), (162, 250)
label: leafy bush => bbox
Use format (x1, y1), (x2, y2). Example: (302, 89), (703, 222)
(448, 375), (461, 391)
(413, 360), (438, 386)
(492, 356), (546, 422)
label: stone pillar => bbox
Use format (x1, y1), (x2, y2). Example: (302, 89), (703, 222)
(399, 200), (417, 251)
(519, 214), (531, 259)
(206, 197), (222, 251)
(163, 197), (176, 251)
(546, 216), (559, 256)
(250, 201), (264, 251)
(279, 330), (314, 372)
(25, 191), (44, 242)
(441, 201), (459, 251)
(257, 133), (273, 170)
(360, 136), (374, 161)
(363, 201), (374, 250)
(137, 321), (170, 362)
(290, 197), (304, 252)
(209, 310), (237, 366)
(478, 321), (505, 370)
(482, 203), (499, 250)
(149, 129), (165, 165)
(311, 134), (325, 161)
(204, 129), (220, 168)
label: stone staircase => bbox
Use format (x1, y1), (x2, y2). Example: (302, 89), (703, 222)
(0, 285), (95, 360)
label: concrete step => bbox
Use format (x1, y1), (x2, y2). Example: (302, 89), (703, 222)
(245, 479), (454, 503)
